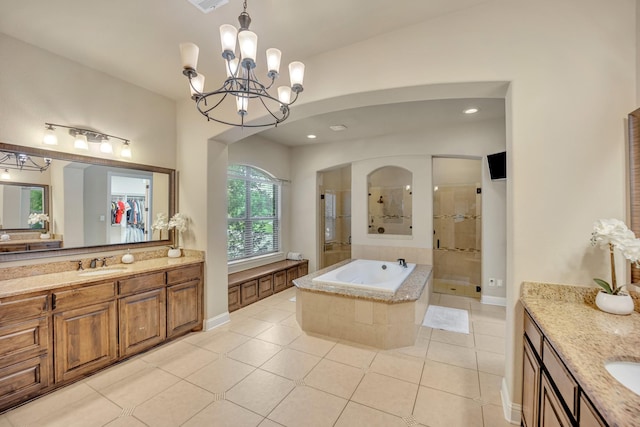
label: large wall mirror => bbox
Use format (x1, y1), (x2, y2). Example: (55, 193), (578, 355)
(0, 142), (175, 261)
(367, 166), (413, 236)
(629, 109), (640, 282)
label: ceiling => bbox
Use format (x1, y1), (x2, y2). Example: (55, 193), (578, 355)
(0, 0), (503, 146)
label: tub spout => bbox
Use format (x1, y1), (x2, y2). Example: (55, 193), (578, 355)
(397, 258), (407, 268)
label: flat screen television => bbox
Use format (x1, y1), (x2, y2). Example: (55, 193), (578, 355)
(487, 151), (506, 180)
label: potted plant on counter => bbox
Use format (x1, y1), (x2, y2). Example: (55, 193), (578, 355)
(28, 213), (50, 239)
(590, 218), (639, 315)
(152, 212), (189, 258)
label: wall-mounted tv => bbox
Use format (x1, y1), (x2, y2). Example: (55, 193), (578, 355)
(487, 151), (506, 180)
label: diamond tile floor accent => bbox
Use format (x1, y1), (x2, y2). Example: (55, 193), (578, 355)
(0, 289), (510, 426)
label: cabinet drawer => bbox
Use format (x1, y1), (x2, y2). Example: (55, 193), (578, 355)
(273, 270), (287, 293)
(0, 294), (48, 323)
(0, 355), (50, 412)
(118, 272), (166, 295)
(543, 339), (578, 419)
(0, 317), (49, 364)
(0, 243), (27, 252)
(53, 282), (115, 311)
(524, 310), (543, 357)
(166, 264), (201, 285)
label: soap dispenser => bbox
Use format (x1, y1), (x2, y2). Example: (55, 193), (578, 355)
(122, 249), (134, 264)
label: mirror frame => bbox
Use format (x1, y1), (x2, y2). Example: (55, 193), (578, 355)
(0, 142), (176, 262)
(629, 109), (640, 282)
(0, 181), (49, 232)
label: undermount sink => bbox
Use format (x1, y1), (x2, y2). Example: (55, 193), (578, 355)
(78, 267), (128, 277)
(604, 361), (640, 396)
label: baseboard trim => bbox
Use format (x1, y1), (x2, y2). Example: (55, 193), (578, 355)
(204, 312), (230, 331)
(481, 295), (507, 306)
(501, 377), (522, 425)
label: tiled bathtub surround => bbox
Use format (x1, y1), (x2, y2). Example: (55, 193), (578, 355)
(294, 259), (432, 349)
(520, 281), (640, 425)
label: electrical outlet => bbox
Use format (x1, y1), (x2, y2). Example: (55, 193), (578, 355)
(488, 278), (495, 287)
(497, 279), (503, 287)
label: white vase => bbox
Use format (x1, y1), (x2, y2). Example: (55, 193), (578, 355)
(595, 291), (635, 315)
(167, 248), (182, 258)
(40, 233), (50, 240)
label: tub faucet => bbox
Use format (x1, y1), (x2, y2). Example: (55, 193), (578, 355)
(397, 258), (407, 268)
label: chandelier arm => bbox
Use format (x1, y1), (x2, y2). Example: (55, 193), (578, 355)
(198, 91), (230, 116)
(256, 95), (288, 123)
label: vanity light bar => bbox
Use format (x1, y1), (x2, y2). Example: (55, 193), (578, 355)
(43, 123), (132, 159)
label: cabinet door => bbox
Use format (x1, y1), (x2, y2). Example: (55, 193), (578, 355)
(119, 289), (166, 357)
(540, 372), (573, 427)
(273, 271), (287, 293)
(240, 280), (259, 306)
(53, 301), (117, 383)
(522, 337), (541, 427)
(298, 262), (308, 277)
(258, 275), (273, 299)
(286, 267), (298, 288)
(579, 395), (605, 427)
(0, 355), (50, 412)
(229, 286), (241, 312)
(167, 280), (201, 338)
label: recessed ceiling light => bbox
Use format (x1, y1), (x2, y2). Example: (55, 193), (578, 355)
(329, 124), (347, 132)
(307, 134), (317, 139)
(464, 108), (479, 114)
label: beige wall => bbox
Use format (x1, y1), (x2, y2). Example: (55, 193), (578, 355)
(0, 34), (176, 169)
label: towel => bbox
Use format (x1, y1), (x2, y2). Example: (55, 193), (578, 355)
(287, 252), (303, 260)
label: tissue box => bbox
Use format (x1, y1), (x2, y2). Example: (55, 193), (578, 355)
(286, 252), (303, 261)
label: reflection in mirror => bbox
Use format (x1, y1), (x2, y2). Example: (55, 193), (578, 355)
(0, 142), (175, 260)
(0, 182), (47, 230)
(367, 166), (412, 235)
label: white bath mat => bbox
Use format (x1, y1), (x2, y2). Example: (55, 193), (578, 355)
(422, 305), (469, 334)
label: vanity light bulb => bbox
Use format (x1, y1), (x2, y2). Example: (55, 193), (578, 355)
(100, 140), (113, 154)
(121, 143), (132, 159)
(43, 128), (58, 145)
(74, 134), (89, 150)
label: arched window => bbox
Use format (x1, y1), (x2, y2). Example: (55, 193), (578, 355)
(227, 164), (280, 261)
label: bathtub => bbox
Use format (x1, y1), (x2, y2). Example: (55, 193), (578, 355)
(312, 259), (416, 295)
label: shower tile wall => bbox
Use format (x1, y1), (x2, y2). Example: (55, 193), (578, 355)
(433, 185), (481, 297)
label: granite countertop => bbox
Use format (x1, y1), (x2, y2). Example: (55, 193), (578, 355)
(520, 282), (640, 426)
(0, 238), (62, 244)
(293, 259), (432, 303)
(0, 256), (204, 299)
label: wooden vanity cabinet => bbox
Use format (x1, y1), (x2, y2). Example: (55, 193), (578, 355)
(523, 309), (607, 427)
(52, 281), (117, 383)
(0, 293), (50, 410)
(0, 261), (204, 413)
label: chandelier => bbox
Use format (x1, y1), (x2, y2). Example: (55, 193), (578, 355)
(179, 0), (305, 128)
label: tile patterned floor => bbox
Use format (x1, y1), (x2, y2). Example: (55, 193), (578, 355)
(0, 290), (511, 427)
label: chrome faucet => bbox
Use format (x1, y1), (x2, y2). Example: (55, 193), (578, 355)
(397, 258), (407, 268)
(100, 256), (115, 267)
(90, 258), (99, 268)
